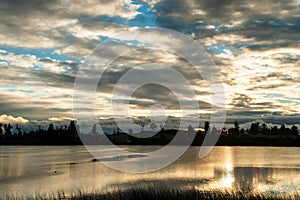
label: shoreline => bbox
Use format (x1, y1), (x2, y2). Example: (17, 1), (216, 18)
(1, 133), (300, 146)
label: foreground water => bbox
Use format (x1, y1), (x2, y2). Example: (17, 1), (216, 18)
(1, 146), (300, 196)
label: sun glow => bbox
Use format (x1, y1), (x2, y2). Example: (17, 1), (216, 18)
(215, 147), (235, 189)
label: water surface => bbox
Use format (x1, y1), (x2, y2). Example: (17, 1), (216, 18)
(1, 146), (300, 195)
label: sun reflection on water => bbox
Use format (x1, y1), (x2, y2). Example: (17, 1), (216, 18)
(208, 147), (235, 189)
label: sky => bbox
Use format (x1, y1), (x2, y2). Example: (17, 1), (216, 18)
(0, 0), (299, 132)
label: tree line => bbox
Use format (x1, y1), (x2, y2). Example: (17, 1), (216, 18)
(0, 120), (299, 145)
(222, 121), (299, 136)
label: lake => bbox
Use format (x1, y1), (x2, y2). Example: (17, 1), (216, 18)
(1, 146), (300, 196)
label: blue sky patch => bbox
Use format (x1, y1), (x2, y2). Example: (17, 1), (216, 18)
(99, 35), (143, 47)
(207, 44), (238, 55)
(0, 46), (74, 62)
(96, 0), (157, 28)
(0, 59), (9, 64)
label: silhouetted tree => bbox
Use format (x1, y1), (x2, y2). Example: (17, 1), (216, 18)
(211, 126), (218, 134)
(160, 124), (164, 132)
(4, 124), (12, 136)
(204, 121), (210, 134)
(15, 124), (22, 136)
(38, 125), (42, 133)
(136, 121), (146, 133)
(249, 122), (259, 135)
(91, 124), (97, 134)
(140, 124), (145, 132)
(234, 120), (240, 134)
(69, 120), (79, 136)
(271, 125), (278, 135)
(187, 124), (194, 133)
(228, 120), (240, 135)
(48, 123), (54, 132)
(240, 128), (246, 135)
(150, 122), (157, 132)
(279, 124), (287, 135)
(261, 123), (269, 135)
(291, 125), (298, 135)
(221, 127), (227, 135)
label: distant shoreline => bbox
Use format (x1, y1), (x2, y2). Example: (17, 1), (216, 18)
(1, 129), (300, 147)
(1, 120), (299, 146)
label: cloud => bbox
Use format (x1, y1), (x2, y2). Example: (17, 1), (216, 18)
(48, 116), (76, 122)
(0, 114), (29, 124)
(0, 0), (138, 49)
(0, 0), (299, 128)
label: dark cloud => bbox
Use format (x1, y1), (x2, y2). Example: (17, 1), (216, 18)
(225, 112), (300, 126)
(232, 94), (252, 108)
(153, 0), (300, 54)
(0, 65), (76, 88)
(128, 84), (212, 109)
(0, 0), (58, 15)
(248, 84), (289, 91)
(32, 70), (75, 88)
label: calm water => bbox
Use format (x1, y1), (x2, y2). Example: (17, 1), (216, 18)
(1, 146), (300, 196)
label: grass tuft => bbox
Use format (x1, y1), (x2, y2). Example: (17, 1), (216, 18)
(2, 186), (300, 200)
